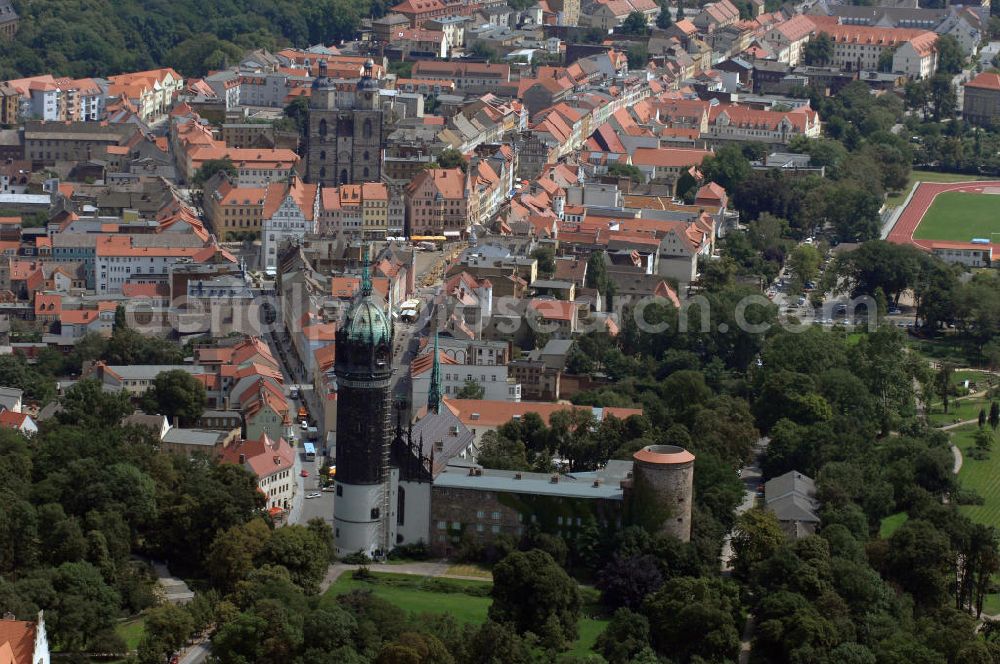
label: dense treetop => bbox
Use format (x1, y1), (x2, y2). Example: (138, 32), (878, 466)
(0, 0), (382, 79)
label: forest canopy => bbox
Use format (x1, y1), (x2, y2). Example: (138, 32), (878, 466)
(0, 0), (386, 79)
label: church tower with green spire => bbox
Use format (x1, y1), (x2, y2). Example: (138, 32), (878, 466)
(333, 246), (394, 557)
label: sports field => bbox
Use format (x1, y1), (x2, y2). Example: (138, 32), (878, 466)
(912, 191), (1000, 243)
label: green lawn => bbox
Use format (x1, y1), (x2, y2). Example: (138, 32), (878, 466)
(879, 512), (909, 538)
(952, 425), (1000, 614)
(886, 170), (1000, 206)
(115, 616), (145, 651)
(926, 396), (989, 426)
(321, 572), (609, 657)
(907, 335), (986, 370)
(953, 426), (1000, 526)
(912, 191), (1000, 244)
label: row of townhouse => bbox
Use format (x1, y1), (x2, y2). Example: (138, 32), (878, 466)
(205, 173), (406, 245)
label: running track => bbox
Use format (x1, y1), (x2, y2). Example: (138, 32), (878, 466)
(886, 180), (1000, 251)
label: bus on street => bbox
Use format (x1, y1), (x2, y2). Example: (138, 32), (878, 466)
(303, 442), (316, 461)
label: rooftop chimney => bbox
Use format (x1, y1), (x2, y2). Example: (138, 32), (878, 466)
(239, 453), (246, 464)
(550, 474), (559, 484)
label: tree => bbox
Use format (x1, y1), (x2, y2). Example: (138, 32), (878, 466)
(656, 2), (673, 29)
(596, 608), (651, 664)
(787, 244), (822, 293)
(607, 162), (645, 184)
(935, 362), (954, 414)
(642, 576), (741, 662)
(284, 97), (311, 137)
(701, 145), (752, 192)
(192, 157), (236, 186)
(476, 431), (532, 471)
(58, 378), (133, 428)
(975, 428), (994, 452)
(929, 74), (957, 121)
(258, 524), (332, 594)
(139, 603), (194, 663)
(207, 518), (273, 592)
(48, 562), (121, 651)
(991, 402), (999, 430)
(436, 147), (468, 172)
(980, 408), (987, 429)
(803, 33), (833, 66)
(675, 170), (699, 203)
(626, 44), (649, 70)
(165, 33), (243, 76)
(489, 549), (581, 647)
(456, 379), (485, 399)
(731, 508), (785, 579)
(597, 554), (664, 609)
(471, 42), (497, 61)
(878, 47), (896, 73)
(465, 621), (534, 664)
(530, 246), (556, 278)
(885, 519), (953, 607)
(936, 34), (964, 75)
(141, 369), (206, 425)
(620, 10), (649, 35)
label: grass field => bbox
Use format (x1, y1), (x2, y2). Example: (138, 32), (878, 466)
(953, 426), (1000, 527)
(907, 334), (987, 368)
(879, 512), (909, 538)
(951, 425), (1000, 614)
(926, 396), (989, 426)
(321, 572), (609, 658)
(913, 191), (1000, 243)
(886, 170), (1000, 206)
(115, 616), (145, 651)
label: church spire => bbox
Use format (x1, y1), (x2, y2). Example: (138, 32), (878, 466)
(361, 244), (372, 297)
(427, 331), (441, 414)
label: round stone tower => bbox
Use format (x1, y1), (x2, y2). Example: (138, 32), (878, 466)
(632, 444), (695, 542)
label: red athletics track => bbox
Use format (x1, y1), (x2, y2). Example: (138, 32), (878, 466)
(886, 180), (1000, 251)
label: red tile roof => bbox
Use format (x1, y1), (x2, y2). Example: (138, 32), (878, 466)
(631, 147), (712, 168)
(966, 72), (1000, 92)
(0, 618), (36, 663)
(444, 398), (642, 428)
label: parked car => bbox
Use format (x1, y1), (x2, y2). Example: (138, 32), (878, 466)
(305, 492), (321, 499)
(300, 420), (308, 430)
(300, 470), (309, 477)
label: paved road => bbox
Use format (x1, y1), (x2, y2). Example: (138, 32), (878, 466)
(720, 438), (769, 573)
(177, 643), (210, 664)
(320, 561), (489, 592)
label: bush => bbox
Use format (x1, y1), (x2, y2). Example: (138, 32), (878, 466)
(954, 489), (985, 505)
(352, 565), (374, 580)
(967, 447), (991, 461)
(388, 541), (431, 561)
(342, 551), (372, 565)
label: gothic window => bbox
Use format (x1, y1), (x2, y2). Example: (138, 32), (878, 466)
(340, 169), (349, 184)
(363, 167), (370, 178)
(320, 150), (326, 160)
(371, 507), (380, 519)
(363, 151), (370, 161)
(319, 166), (326, 179)
(318, 119), (328, 137)
(363, 118), (372, 138)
